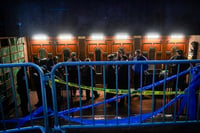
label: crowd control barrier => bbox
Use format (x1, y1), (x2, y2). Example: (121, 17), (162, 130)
(1, 60), (200, 133)
(0, 63), (48, 133)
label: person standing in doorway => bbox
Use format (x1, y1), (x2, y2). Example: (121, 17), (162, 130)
(132, 49), (148, 90)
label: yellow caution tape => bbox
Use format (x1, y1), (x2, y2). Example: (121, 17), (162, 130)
(49, 78), (197, 95)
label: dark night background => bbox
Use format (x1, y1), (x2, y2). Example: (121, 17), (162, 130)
(0, 0), (200, 37)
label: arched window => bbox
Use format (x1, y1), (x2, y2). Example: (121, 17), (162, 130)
(191, 41), (199, 59)
(149, 47), (156, 60)
(39, 49), (46, 59)
(63, 49), (70, 61)
(95, 49), (101, 73)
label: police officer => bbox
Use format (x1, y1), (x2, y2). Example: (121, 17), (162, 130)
(105, 54), (116, 105)
(17, 66), (30, 116)
(81, 58), (100, 101)
(170, 50), (190, 91)
(118, 55), (129, 105)
(32, 56), (42, 107)
(68, 52), (81, 97)
(132, 49), (148, 89)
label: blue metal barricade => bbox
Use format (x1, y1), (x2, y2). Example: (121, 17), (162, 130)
(1, 60), (200, 133)
(0, 63), (48, 133)
(50, 60), (200, 132)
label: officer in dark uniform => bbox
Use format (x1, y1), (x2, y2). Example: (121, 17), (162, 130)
(68, 52), (81, 97)
(53, 56), (59, 64)
(132, 49), (148, 89)
(17, 66), (30, 116)
(105, 54), (116, 104)
(118, 55), (129, 105)
(32, 56), (42, 107)
(115, 50), (123, 61)
(81, 58), (100, 101)
(170, 50), (190, 91)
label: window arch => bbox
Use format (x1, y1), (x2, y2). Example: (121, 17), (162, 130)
(149, 47), (156, 60)
(63, 49), (70, 61)
(191, 41), (199, 59)
(39, 49), (47, 59)
(95, 48), (101, 73)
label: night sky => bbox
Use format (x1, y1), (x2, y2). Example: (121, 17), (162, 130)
(0, 0), (200, 37)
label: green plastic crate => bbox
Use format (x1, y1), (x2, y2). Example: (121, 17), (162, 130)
(9, 38), (16, 45)
(18, 58), (24, 63)
(17, 45), (24, 51)
(10, 46), (17, 53)
(12, 60), (18, 63)
(14, 67), (20, 73)
(18, 52), (24, 58)
(0, 47), (10, 56)
(14, 76), (17, 84)
(15, 52), (19, 59)
(2, 55), (10, 63)
(17, 37), (23, 44)
(11, 54), (18, 61)
(13, 53), (19, 61)
(11, 54), (14, 61)
(3, 68), (9, 73)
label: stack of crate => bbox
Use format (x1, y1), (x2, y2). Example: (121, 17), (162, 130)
(0, 37), (27, 117)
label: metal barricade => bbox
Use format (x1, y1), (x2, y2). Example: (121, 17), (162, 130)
(0, 63), (48, 133)
(1, 60), (200, 133)
(50, 60), (200, 132)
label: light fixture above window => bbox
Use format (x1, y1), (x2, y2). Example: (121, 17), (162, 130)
(146, 33), (160, 39)
(32, 34), (48, 40)
(58, 34), (73, 40)
(91, 33), (104, 40)
(115, 33), (129, 40)
(170, 34), (184, 39)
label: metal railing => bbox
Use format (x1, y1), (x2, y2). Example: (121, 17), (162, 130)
(1, 60), (200, 132)
(0, 63), (48, 133)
